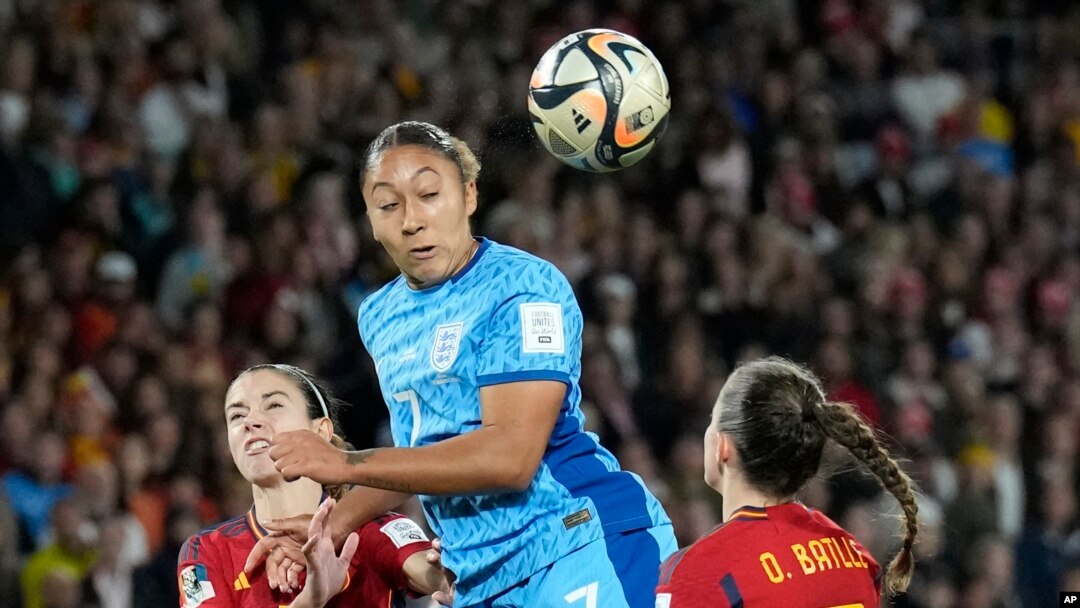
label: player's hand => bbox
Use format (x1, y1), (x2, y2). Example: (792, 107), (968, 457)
(295, 498), (360, 608)
(427, 538), (456, 606)
(269, 429), (350, 484)
(244, 516), (310, 593)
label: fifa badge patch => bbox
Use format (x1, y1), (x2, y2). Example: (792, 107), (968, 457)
(379, 518), (429, 548)
(179, 564), (216, 608)
(431, 322), (464, 372)
(520, 303), (564, 353)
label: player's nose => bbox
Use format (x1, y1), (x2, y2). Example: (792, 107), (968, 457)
(401, 199), (425, 234)
(243, 410), (268, 431)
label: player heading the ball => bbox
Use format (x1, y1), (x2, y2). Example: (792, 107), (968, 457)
(263, 121), (677, 608)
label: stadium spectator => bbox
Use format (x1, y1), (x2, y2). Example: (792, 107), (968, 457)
(20, 499), (96, 608)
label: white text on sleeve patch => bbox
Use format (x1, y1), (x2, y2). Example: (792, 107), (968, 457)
(520, 303), (565, 353)
(655, 593), (672, 608)
(379, 518), (429, 549)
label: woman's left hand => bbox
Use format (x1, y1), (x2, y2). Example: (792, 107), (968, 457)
(293, 498), (359, 608)
(271, 429), (351, 484)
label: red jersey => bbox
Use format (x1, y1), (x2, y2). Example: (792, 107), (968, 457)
(656, 503), (881, 608)
(177, 509), (431, 608)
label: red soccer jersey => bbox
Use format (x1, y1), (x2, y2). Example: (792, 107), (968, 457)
(177, 509), (432, 608)
(656, 503), (881, 608)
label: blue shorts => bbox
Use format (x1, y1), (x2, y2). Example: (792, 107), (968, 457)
(474, 524), (678, 608)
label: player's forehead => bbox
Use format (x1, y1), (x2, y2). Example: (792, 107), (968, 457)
(366, 145), (458, 185)
(224, 369), (300, 407)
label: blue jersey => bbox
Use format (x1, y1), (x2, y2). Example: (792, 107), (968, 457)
(358, 238), (670, 605)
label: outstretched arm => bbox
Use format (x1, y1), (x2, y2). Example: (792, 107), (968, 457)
(270, 380), (565, 494)
(289, 498), (359, 608)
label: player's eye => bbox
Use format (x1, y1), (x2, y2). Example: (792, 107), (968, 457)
(379, 201), (399, 211)
(420, 192), (438, 200)
(228, 412), (244, 422)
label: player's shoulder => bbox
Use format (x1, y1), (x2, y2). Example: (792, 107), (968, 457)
(482, 239), (557, 272)
(664, 514), (779, 577)
(358, 275), (407, 318)
(777, 502), (851, 537)
(478, 239), (571, 291)
(658, 545), (694, 586)
(178, 514), (249, 565)
(657, 533), (731, 592)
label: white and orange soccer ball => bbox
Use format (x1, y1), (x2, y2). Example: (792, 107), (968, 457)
(528, 29), (671, 172)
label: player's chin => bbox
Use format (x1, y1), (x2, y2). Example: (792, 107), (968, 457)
(406, 264), (451, 287)
(246, 461), (284, 486)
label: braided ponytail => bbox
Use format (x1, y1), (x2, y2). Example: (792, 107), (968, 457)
(810, 400), (919, 594)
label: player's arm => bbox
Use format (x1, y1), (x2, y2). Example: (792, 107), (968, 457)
(362, 514), (448, 597)
(271, 380), (564, 494)
(176, 535), (231, 608)
(290, 498), (360, 608)
(244, 485), (408, 585)
(329, 487), (410, 544)
(401, 548), (450, 595)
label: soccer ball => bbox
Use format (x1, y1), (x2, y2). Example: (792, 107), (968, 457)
(528, 29), (670, 172)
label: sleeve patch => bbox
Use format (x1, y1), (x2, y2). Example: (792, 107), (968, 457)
(655, 593), (672, 608)
(378, 518), (429, 549)
(179, 564), (215, 608)
(519, 303), (564, 353)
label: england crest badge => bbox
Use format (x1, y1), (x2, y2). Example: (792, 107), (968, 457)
(431, 322), (464, 372)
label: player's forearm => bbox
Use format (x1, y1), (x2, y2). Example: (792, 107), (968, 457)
(331, 486), (411, 546)
(401, 551), (448, 596)
(342, 428), (537, 495)
(289, 594), (318, 608)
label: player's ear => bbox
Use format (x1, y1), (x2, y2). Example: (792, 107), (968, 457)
(313, 416), (333, 441)
(463, 180), (478, 217)
(716, 432), (731, 466)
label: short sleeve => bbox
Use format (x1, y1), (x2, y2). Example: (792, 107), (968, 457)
(655, 547), (732, 608)
(475, 264), (581, 387)
(358, 514), (433, 590)
(176, 535), (229, 608)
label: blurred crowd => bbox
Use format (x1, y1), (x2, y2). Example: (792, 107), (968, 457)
(1, 0), (1079, 607)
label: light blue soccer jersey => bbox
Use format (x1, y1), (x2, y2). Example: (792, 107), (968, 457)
(358, 238), (670, 605)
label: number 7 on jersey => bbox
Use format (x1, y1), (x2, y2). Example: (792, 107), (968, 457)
(393, 390), (422, 446)
(565, 582), (598, 608)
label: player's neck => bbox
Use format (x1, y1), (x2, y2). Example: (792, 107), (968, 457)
(720, 476), (792, 522)
(251, 479), (325, 523)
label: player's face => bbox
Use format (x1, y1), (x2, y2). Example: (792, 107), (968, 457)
(364, 145), (478, 289)
(224, 370), (327, 486)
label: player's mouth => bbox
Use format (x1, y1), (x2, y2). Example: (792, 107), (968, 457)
(409, 245), (436, 260)
(245, 437), (271, 455)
